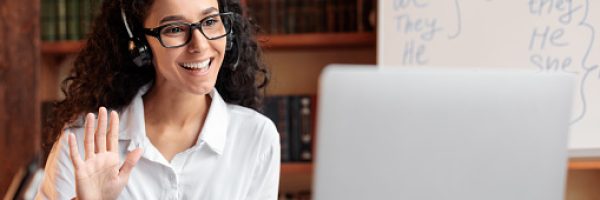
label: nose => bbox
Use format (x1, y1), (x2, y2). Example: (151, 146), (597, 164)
(187, 28), (210, 53)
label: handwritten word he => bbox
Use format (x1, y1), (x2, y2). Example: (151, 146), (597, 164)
(529, 26), (568, 50)
(402, 39), (428, 65)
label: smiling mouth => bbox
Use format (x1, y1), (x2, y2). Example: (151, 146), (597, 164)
(180, 59), (212, 71)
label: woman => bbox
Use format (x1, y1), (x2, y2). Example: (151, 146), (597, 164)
(37, 0), (279, 199)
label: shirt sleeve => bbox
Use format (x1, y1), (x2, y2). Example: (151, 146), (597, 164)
(35, 129), (79, 200)
(246, 121), (281, 200)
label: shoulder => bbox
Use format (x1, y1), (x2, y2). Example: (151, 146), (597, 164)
(226, 104), (279, 145)
(63, 115), (86, 142)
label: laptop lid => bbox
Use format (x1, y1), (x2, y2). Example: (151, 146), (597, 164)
(313, 65), (574, 200)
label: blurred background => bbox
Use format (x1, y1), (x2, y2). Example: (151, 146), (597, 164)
(1, 0), (600, 199)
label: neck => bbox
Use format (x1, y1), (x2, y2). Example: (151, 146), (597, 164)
(142, 84), (211, 130)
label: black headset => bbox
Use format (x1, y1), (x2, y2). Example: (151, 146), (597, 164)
(120, 0), (239, 70)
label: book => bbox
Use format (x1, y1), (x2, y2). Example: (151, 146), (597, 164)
(261, 95), (315, 162)
(41, 0), (57, 41)
(80, 0), (92, 38)
(299, 96), (312, 161)
(56, 0), (67, 40)
(67, 0), (80, 40)
(262, 96), (291, 162)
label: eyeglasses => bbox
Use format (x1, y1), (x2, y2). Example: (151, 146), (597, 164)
(143, 12), (234, 48)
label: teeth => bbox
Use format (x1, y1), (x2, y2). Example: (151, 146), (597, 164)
(182, 59), (210, 69)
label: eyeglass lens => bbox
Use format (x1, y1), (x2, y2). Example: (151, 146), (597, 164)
(159, 13), (231, 47)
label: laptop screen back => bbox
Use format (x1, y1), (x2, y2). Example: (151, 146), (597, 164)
(313, 65), (574, 200)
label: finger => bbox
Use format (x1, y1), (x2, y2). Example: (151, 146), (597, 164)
(95, 107), (108, 153)
(107, 111), (120, 152)
(84, 113), (95, 160)
(119, 148), (143, 180)
(68, 133), (83, 169)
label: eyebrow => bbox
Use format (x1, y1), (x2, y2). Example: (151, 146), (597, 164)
(158, 7), (219, 24)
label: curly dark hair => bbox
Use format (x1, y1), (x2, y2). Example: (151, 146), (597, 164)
(44, 0), (269, 151)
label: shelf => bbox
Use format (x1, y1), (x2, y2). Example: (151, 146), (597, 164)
(281, 162), (313, 175)
(569, 159), (600, 170)
(41, 40), (85, 55)
(259, 32), (375, 50)
(41, 32), (375, 54)
(280, 163), (313, 192)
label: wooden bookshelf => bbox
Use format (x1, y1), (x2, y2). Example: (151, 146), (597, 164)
(280, 163), (313, 193)
(569, 159), (600, 170)
(259, 32), (376, 50)
(281, 162), (313, 175)
(41, 40), (85, 55)
(41, 32), (376, 54)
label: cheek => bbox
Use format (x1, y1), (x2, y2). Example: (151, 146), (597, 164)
(213, 39), (228, 61)
(146, 38), (179, 67)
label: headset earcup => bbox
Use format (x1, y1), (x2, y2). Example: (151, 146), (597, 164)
(129, 38), (152, 67)
(226, 30), (234, 51)
(224, 31), (239, 70)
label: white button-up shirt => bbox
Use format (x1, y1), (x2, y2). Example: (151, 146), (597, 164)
(37, 85), (281, 200)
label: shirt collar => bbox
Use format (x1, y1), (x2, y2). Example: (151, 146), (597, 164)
(118, 83), (229, 155)
(198, 89), (229, 155)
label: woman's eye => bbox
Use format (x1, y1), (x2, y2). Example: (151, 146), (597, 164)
(163, 25), (186, 35)
(203, 19), (220, 27)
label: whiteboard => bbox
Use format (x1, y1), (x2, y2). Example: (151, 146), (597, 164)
(378, 0), (600, 157)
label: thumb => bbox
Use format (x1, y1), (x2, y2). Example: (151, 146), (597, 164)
(119, 148), (143, 180)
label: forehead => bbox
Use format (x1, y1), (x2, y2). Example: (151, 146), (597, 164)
(146, 0), (221, 23)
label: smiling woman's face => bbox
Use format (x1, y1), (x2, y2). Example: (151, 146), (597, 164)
(144, 0), (226, 95)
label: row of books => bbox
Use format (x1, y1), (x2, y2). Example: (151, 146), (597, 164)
(40, 0), (103, 41)
(246, 0), (375, 34)
(41, 0), (374, 41)
(261, 95), (315, 162)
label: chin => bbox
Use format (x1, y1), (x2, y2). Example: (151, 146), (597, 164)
(186, 83), (216, 95)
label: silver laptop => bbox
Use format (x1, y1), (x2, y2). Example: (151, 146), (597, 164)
(313, 65), (574, 200)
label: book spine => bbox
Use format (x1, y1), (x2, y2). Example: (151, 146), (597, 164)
(288, 96), (302, 161)
(67, 0), (80, 40)
(299, 96), (313, 162)
(357, 0), (364, 32)
(261, 0), (270, 34)
(269, 0), (277, 34)
(279, 97), (292, 162)
(327, 0), (335, 32)
(296, 0), (304, 33)
(261, 96), (291, 162)
(317, 0), (327, 33)
(80, 0), (92, 39)
(41, 0), (56, 41)
(56, 0), (67, 40)
(278, 0), (286, 34)
(349, 0), (358, 32)
(336, 0), (345, 32)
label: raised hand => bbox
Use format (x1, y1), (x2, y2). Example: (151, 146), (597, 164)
(67, 107), (143, 200)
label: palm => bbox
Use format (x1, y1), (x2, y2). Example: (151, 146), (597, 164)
(67, 107), (143, 200)
(75, 152), (122, 198)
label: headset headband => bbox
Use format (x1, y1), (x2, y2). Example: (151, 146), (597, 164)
(120, 7), (134, 39)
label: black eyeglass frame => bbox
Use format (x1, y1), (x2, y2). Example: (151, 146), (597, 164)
(143, 12), (234, 48)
